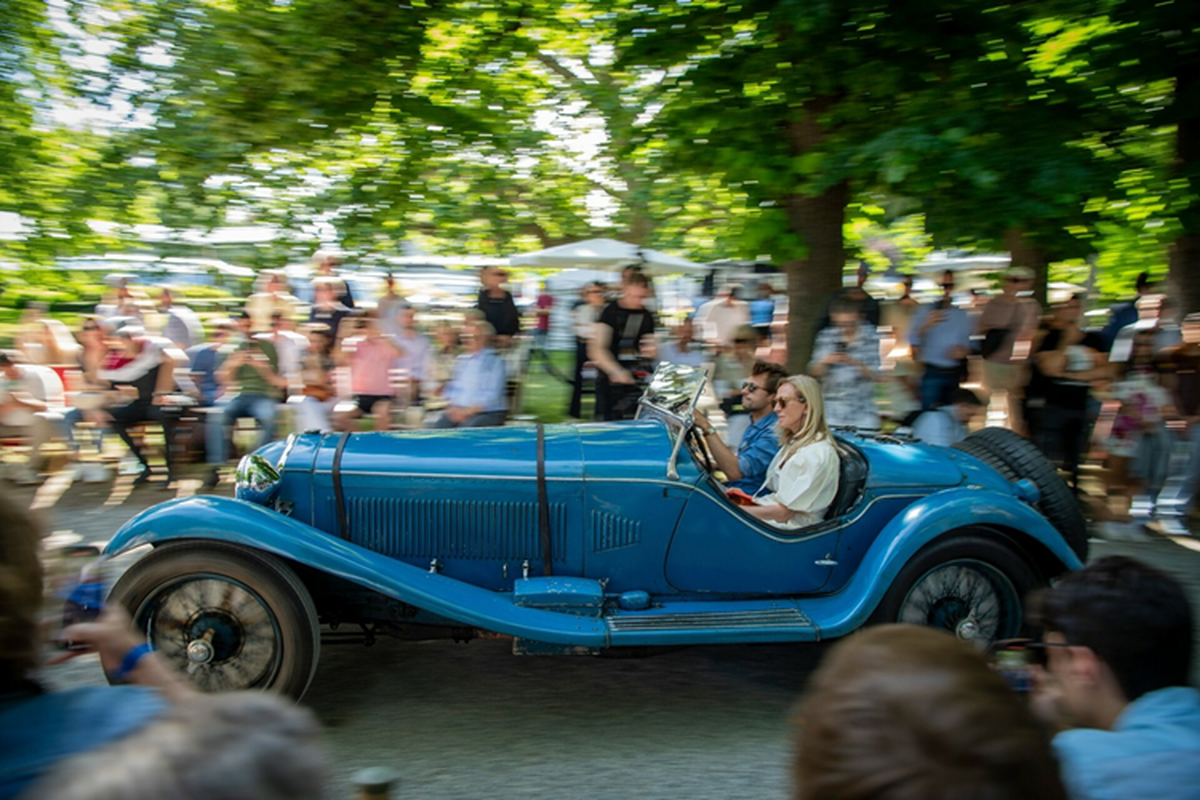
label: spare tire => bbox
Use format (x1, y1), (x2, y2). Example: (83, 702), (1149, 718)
(952, 427), (1088, 560)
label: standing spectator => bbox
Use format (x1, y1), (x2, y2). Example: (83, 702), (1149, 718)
(392, 306), (430, 406)
(476, 266), (520, 349)
(978, 267), (1040, 434)
(155, 288), (204, 348)
(203, 312), (287, 489)
(711, 325), (759, 444)
(589, 272), (657, 421)
(693, 284), (750, 347)
(909, 270), (972, 411)
(1157, 312), (1200, 533)
(1029, 294), (1108, 491)
(429, 318), (507, 428)
(533, 280), (554, 350)
(816, 261), (882, 332)
(1100, 270), (1151, 352)
(313, 249), (353, 308)
(1106, 333), (1174, 531)
(335, 313), (405, 432)
(910, 388), (984, 447)
(376, 273), (407, 339)
(293, 324), (336, 432)
(426, 321), (461, 398)
(246, 272), (301, 334)
(568, 283), (606, 419)
(749, 283), (776, 343)
(657, 317), (706, 368)
(692, 360), (787, 495)
(809, 299), (882, 429)
(1029, 557), (1200, 800)
(97, 328), (178, 487)
(1108, 292), (1183, 365)
(308, 277), (351, 343)
(794, 625), (1068, 800)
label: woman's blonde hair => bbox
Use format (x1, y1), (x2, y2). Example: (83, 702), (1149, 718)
(777, 374), (831, 451)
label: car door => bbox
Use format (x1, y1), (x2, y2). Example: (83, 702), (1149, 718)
(663, 478), (840, 595)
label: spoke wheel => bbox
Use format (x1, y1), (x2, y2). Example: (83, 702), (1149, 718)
(109, 542), (320, 699)
(870, 533), (1042, 648)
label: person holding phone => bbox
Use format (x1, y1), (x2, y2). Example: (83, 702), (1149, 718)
(809, 298), (882, 429)
(909, 270), (972, 410)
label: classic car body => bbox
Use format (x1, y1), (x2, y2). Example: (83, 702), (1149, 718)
(98, 365), (1086, 698)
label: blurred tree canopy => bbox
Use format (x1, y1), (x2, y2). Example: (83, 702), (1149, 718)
(0, 0), (1196, 364)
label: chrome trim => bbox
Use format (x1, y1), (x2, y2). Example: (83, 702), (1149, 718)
(311, 470), (695, 488)
(234, 454), (283, 505)
(276, 432), (300, 471)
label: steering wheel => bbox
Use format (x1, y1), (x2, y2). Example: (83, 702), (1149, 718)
(685, 423), (716, 474)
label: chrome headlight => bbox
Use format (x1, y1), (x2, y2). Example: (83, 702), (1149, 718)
(235, 454), (282, 505)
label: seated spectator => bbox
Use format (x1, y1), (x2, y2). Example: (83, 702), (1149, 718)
(203, 312), (287, 488)
(658, 317), (706, 368)
(910, 388), (983, 447)
(0, 496), (186, 798)
(426, 320), (461, 398)
(23, 692), (327, 800)
(1029, 556), (1200, 799)
(335, 313), (405, 432)
(0, 351), (58, 484)
(746, 375), (839, 529)
(809, 298), (882, 429)
(793, 625), (1068, 800)
(186, 320), (234, 408)
(313, 248), (354, 308)
(293, 324), (337, 432)
(393, 306), (431, 405)
(308, 277), (351, 340)
(429, 319), (507, 429)
(259, 310), (307, 388)
(246, 271), (301, 334)
(96, 327), (179, 486)
(18, 319), (81, 367)
(692, 360), (788, 495)
(155, 287), (204, 348)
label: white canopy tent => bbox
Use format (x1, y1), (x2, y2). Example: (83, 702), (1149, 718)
(510, 237), (708, 276)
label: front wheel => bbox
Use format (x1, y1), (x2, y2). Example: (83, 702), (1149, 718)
(869, 534), (1041, 647)
(108, 542), (320, 700)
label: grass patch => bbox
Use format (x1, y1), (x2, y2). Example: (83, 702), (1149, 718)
(518, 349), (594, 423)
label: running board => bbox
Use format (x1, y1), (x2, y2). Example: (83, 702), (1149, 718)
(604, 600), (819, 646)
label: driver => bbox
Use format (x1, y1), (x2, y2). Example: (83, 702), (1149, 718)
(693, 360), (788, 495)
(745, 374), (840, 529)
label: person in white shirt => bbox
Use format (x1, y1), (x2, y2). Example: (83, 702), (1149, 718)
(693, 284), (750, 347)
(392, 306), (431, 405)
(568, 283), (606, 419)
(657, 317), (706, 368)
(747, 374), (840, 529)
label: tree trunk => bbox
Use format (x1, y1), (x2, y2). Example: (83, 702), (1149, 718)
(1004, 228), (1050, 307)
(1170, 70), (1200, 316)
(783, 101), (848, 373)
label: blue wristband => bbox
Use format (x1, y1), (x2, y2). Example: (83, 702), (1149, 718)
(108, 642), (154, 684)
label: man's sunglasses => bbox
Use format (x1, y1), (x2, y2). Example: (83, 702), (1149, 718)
(741, 381), (767, 394)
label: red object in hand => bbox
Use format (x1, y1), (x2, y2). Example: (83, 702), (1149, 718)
(726, 488), (757, 507)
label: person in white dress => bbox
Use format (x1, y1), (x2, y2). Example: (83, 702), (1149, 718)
(747, 374), (840, 529)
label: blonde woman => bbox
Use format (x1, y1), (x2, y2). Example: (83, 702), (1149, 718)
(747, 374), (840, 528)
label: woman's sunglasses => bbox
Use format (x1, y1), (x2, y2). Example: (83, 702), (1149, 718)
(775, 395), (808, 409)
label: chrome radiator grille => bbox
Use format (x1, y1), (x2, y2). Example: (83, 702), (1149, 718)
(343, 495), (568, 561)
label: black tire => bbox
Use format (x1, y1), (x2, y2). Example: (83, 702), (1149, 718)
(109, 542), (320, 700)
(870, 534), (1042, 647)
(953, 427), (1088, 560)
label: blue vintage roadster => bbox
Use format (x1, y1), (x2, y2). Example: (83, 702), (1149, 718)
(98, 364), (1086, 698)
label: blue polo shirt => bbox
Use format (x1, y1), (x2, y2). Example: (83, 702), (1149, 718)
(728, 411), (779, 494)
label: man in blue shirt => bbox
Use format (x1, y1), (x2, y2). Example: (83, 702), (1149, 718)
(430, 317), (508, 428)
(1030, 556), (1200, 800)
(910, 388), (982, 447)
(692, 360), (788, 495)
(909, 269), (972, 410)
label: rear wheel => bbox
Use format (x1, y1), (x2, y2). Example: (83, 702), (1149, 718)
(870, 534), (1042, 647)
(109, 542), (320, 700)
(953, 427), (1088, 560)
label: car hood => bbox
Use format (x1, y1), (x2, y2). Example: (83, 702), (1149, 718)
(265, 420), (677, 483)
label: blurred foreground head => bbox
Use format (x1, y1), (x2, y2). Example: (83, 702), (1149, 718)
(26, 691), (328, 800)
(793, 625), (1066, 800)
(0, 495), (42, 687)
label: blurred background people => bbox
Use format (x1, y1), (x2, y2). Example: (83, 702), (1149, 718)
(308, 277), (351, 339)
(313, 249), (353, 308)
(978, 267), (1039, 434)
(1029, 557), (1200, 800)
(97, 327), (176, 487)
(0, 351), (57, 484)
(246, 271), (301, 334)
(155, 287), (203, 349)
(910, 387), (984, 447)
(429, 318), (507, 428)
(392, 306), (430, 406)
(816, 261), (881, 332)
(793, 625), (1068, 800)
(335, 312), (405, 432)
(710, 324), (759, 444)
(426, 320), (461, 398)
(657, 317), (705, 368)
(568, 282), (605, 420)
(476, 266), (520, 349)
(693, 283), (749, 347)
(909, 270), (972, 411)
(1157, 312), (1200, 533)
(809, 298), (882, 429)
(376, 273), (408, 339)
(1101, 270), (1151, 352)
(749, 283), (776, 343)
(293, 323), (336, 432)
(590, 271), (656, 421)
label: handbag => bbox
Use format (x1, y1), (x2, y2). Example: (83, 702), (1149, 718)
(302, 384), (334, 402)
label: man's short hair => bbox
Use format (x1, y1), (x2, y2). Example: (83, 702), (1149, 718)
(1135, 271), (1151, 292)
(625, 271), (650, 289)
(1029, 556), (1193, 702)
(0, 350), (15, 368)
(750, 360), (789, 394)
(828, 297), (862, 318)
(949, 388), (983, 407)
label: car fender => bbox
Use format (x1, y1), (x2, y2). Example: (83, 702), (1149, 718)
(105, 496), (609, 647)
(805, 486), (1083, 639)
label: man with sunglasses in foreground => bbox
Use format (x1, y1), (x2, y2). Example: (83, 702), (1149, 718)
(1026, 556), (1200, 799)
(692, 360), (788, 495)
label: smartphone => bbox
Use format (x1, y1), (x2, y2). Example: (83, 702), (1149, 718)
(993, 646), (1035, 693)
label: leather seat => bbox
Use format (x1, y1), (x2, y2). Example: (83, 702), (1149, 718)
(824, 440), (868, 521)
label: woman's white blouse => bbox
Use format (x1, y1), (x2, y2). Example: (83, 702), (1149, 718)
(754, 437), (840, 529)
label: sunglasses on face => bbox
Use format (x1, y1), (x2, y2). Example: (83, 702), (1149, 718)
(775, 395), (807, 409)
(741, 381), (765, 394)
